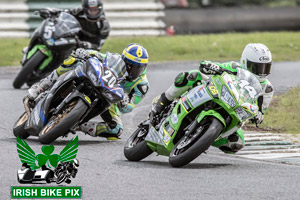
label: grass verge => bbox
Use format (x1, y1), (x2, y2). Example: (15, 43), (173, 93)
(245, 86), (300, 134)
(260, 86), (300, 134)
(1, 31), (300, 66)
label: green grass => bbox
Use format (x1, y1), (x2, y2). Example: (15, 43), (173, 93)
(0, 38), (29, 66)
(1, 31), (300, 66)
(261, 86), (300, 134)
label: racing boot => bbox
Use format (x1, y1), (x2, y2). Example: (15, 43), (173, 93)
(212, 129), (245, 154)
(79, 121), (123, 140)
(27, 70), (58, 100)
(150, 92), (172, 126)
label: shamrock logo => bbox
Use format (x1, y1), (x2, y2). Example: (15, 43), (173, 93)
(36, 145), (60, 168)
(17, 136), (78, 170)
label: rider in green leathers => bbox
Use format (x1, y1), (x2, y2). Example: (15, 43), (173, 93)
(150, 43), (273, 153)
(25, 44), (149, 140)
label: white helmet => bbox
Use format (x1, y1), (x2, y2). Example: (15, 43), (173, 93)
(73, 159), (79, 168)
(240, 43), (272, 82)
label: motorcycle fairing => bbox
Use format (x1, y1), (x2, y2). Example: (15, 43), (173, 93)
(25, 71), (84, 135)
(88, 57), (124, 101)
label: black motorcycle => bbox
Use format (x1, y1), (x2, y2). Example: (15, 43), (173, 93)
(54, 160), (79, 184)
(13, 55), (125, 144)
(13, 8), (82, 89)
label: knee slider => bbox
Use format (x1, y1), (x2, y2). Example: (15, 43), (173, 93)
(174, 72), (188, 87)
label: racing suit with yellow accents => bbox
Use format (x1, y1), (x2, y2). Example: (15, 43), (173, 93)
(152, 61), (273, 153)
(28, 50), (149, 139)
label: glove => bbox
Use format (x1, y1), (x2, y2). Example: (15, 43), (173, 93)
(117, 95), (129, 108)
(200, 61), (222, 75)
(74, 48), (90, 60)
(251, 111), (264, 125)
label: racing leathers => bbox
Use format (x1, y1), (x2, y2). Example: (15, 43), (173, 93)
(69, 7), (110, 50)
(151, 60), (273, 154)
(27, 49), (149, 140)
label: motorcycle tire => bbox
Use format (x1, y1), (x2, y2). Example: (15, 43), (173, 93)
(13, 112), (30, 139)
(56, 173), (67, 184)
(65, 179), (71, 184)
(124, 126), (153, 161)
(169, 117), (223, 168)
(38, 99), (88, 144)
(13, 50), (46, 89)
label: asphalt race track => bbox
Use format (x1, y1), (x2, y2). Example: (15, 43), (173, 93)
(1, 61), (300, 200)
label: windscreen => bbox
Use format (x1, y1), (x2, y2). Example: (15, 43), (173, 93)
(52, 12), (81, 39)
(234, 68), (263, 103)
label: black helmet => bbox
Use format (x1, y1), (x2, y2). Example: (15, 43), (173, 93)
(82, 0), (103, 22)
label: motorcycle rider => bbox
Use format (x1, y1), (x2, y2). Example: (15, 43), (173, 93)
(150, 43), (273, 154)
(69, 0), (110, 50)
(25, 44), (149, 140)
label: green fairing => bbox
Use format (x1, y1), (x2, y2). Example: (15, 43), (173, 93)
(196, 110), (226, 127)
(27, 45), (53, 70)
(145, 68), (261, 156)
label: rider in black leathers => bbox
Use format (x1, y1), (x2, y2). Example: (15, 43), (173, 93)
(70, 0), (110, 50)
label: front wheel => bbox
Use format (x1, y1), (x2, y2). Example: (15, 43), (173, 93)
(13, 50), (46, 89)
(124, 124), (153, 161)
(56, 173), (67, 184)
(169, 117), (223, 168)
(13, 112), (30, 139)
(38, 99), (88, 144)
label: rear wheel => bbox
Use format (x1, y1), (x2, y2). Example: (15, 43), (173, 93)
(169, 117), (223, 168)
(38, 99), (88, 144)
(124, 124), (153, 161)
(13, 50), (46, 89)
(13, 112), (30, 139)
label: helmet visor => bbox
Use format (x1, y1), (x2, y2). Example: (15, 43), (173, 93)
(126, 63), (147, 80)
(247, 60), (271, 76)
(87, 7), (101, 17)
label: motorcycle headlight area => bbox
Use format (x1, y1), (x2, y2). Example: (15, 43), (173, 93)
(87, 67), (100, 86)
(235, 107), (253, 121)
(75, 64), (85, 77)
(220, 86), (236, 108)
(102, 89), (123, 104)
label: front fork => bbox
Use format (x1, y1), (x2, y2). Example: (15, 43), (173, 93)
(183, 109), (227, 138)
(52, 83), (94, 129)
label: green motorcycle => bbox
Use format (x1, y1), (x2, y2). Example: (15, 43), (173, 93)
(13, 9), (81, 89)
(124, 68), (263, 167)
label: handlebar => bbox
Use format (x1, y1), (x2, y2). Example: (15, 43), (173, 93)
(37, 8), (63, 19)
(220, 68), (237, 75)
